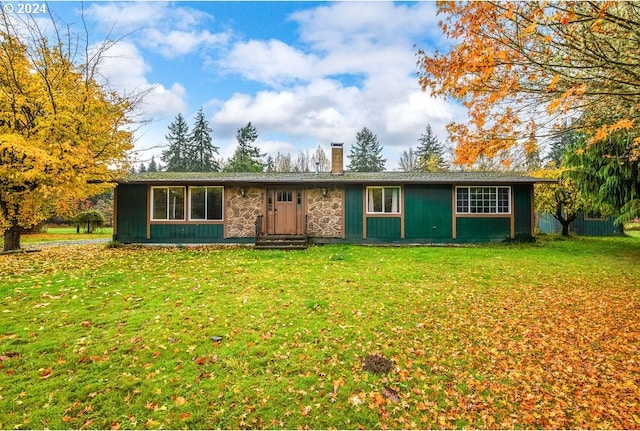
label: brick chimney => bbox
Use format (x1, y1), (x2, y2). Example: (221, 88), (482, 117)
(331, 143), (344, 176)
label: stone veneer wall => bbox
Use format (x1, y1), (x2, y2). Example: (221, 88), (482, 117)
(225, 187), (262, 238)
(307, 187), (343, 238)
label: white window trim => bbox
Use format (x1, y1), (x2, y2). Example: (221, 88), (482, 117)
(366, 186), (402, 214)
(188, 186), (225, 221)
(455, 186), (511, 215)
(150, 186), (186, 221)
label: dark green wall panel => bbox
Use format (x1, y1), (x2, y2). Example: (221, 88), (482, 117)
(456, 217), (511, 241)
(366, 217), (401, 240)
(150, 224), (223, 242)
(115, 184), (148, 242)
(538, 213), (623, 236)
(513, 184), (532, 239)
(344, 186), (363, 239)
(404, 185), (452, 239)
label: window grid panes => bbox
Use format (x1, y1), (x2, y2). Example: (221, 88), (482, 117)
(367, 187), (401, 214)
(151, 187), (185, 220)
(277, 191), (293, 202)
(456, 186), (510, 214)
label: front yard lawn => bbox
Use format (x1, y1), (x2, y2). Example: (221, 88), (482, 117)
(1, 237), (639, 429)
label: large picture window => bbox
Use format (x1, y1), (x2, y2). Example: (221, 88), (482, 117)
(190, 187), (223, 221)
(456, 186), (510, 214)
(367, 186), (401, 214)
(152, 186), (185, 220)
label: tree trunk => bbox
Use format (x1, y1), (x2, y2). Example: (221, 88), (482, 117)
(3, 224), (22, 252)
(554, 203), (577, 237)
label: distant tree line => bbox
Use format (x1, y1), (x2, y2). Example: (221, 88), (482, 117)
(133, 113), (451, 174)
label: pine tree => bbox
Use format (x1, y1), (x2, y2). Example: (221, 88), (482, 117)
(147, 156), (159, 172)
(224, 122), (264, 172)
(188, 108), (220, 172)
(415, 125), (447, 172)
(347, 127), (386, 172)
(265, 156), (275, 172)
(161, 113), (190, 172)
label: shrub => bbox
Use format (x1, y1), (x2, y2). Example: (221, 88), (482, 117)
(105, 240), (123, 249)
(74, 210), (105, 233)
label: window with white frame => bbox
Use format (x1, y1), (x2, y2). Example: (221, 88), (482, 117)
(456, 186), (510, 214)
(367, 186), (401, 214)
(151, 186), (185, 220)
(190, 187), (223, 221)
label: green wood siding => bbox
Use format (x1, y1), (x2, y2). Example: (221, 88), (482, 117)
(344, 186), (363, 239)
(149, 224), (223, 242)
(538, 213), (623, 236)
(404, 185), (452, 240)
(366, 217), (401, 240)
(115, 184), (148, 243)
(456, 217), (511, 242)
(513, 184), (533, 239)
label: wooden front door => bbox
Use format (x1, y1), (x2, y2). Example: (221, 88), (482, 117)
(265, 188), (303, 235)
(275, 189), (296, 234)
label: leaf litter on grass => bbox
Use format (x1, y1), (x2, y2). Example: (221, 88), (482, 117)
(0, 240), (639, 429)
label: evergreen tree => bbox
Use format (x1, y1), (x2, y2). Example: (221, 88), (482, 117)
(147, 156), (159, 172)
(347, 127), (386, 172)
(224, 122), (265, 172)
(161, 113), (190, 172)
(188, 108), (220, 172)
(547, 124), (584, 167)
(138, 162), (147, 173)
(265, 156), (275, 172)
(415, 125), (447, 172)
(565, 129), (640, 224)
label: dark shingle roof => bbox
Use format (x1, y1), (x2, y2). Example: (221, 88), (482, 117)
(118, 171), (555, 185)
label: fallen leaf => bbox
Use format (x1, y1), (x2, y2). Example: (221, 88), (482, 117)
(350, 393), (363, 406)
(382, 386), (399, 403)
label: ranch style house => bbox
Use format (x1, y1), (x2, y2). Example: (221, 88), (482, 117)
(113, 143), (554, 247)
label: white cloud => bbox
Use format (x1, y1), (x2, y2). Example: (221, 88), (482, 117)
(84, 2), (228, 59)
(84, 2), (169, 33)
(96, 41), (187, 119)
(142, 28), (230, 59)
(78, 1), (461, 168)
(221, 39), (319, 86)
(207, 2), (463, 168)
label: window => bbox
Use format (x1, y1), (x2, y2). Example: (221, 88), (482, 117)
(367, 186), (401, 214)
(190, 187), (223, 220)
(152, 186), (185, 220)
(456, 186), (510, 214)
(277, 190), (293, 202)
(584, 210), (604, 220)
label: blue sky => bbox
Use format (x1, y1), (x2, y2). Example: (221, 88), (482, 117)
(41, 1), (465, 169)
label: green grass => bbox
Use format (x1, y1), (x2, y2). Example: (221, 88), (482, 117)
(1, 237), (639, 429)
(1, 227), (113, 247)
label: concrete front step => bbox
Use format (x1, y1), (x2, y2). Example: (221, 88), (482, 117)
(254, 235), (308, 250)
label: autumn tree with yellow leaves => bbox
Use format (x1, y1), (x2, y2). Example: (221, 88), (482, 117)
(0, 10), (137, 251)
(417, 1), (640, 166)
